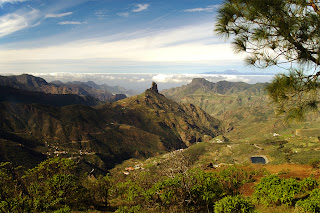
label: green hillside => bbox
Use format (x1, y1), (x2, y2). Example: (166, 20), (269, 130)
(161, 78), (320, 165)
(162, 79), (274, 138)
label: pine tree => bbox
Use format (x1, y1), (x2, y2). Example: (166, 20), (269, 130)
(215, 0), (320, 120)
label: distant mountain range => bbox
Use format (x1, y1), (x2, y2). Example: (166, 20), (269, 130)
(0, 76), (222, 172)
(0, 74), (137, 102)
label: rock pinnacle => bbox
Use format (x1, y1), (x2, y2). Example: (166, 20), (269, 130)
(151, 82), (158, 93)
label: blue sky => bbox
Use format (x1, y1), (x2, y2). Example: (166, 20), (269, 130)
(0, 0), (278, 90)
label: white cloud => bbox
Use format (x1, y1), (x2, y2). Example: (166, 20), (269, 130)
(45, 12), (73, 18)
(0, 8), (39, 38)
(117, 12), (129, 17)
(58, 21), (82, 25)
(0, 0), (27, 6)
(184, 5), (220, 12)
(0, 22), (243, 65)
(0, 22), (246, 79)
(132, 3), (150, 12)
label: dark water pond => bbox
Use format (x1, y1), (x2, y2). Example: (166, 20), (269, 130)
(251, 157), (266, 164)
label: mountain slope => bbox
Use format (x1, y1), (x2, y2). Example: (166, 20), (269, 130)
(162, 78), (276, 138)
(0, 86), (101, 107)
(0, 82), (222, 171)
(115, 83), (221, 146)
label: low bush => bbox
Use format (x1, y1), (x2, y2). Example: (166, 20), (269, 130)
(214, 195), (255, 213)
(296, 188), (320, 212)
(252, 175), (301, 206)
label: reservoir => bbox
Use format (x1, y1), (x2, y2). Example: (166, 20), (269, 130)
(251, 156), (267, 164)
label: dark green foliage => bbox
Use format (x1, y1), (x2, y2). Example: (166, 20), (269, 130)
(22, 158), (89, 211)
(53, 206), (72, 213)
(215, 0), (320, 68)
(23, 157), (75, 181)
(144, 169), (225, 210)
(300, 177), (318, 192)
(3, 158), (320, 212)
(253, 175), (301, 206)
(26, 174), (86, 211)
(114, 166), (252, 212)
(214, 195), (255, 213)
(216, 0), (320, 120)
(296, 188), (320, 213)
(296, 189), (320, 212)
(266, 70), (320, 121)
(0, 162), (29, 213)
(0, 158), (96, 212)
(189, 169), (224, 207)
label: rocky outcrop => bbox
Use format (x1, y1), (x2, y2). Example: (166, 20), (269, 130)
(117, 82), (222, 147)
(151, 82), (159, 93)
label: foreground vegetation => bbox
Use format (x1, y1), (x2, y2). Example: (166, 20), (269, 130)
(1, 156), (320, 213)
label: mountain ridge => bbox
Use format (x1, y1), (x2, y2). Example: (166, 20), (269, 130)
(0, 81), (222, 171)
(0, 74), (135, 102)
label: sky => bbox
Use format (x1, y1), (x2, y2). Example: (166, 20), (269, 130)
(0, 0), (279, 91)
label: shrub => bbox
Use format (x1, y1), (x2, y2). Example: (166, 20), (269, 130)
(144, 169), (225, 212)
(53, 205), (72, 213)
(252, 175), (301, 206)
(300, 177), (318, 192)
(23, 158), (89, 211)
(0, 162), (30, 212)
(214, 195), (255, 213)
(296, 188), (320, 212)
(189, 169), (224, 208)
